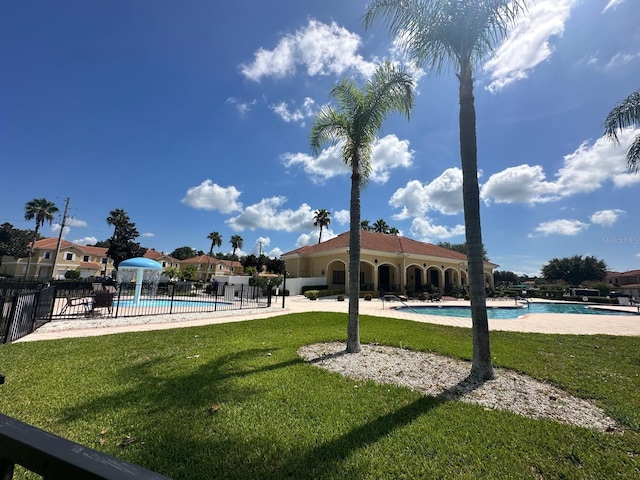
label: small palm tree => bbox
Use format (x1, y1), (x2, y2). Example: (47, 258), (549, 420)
(311, 62), (414, 353)
(388, 227), (400, 235)
(313, 209), (331, 243)
(360, 219), (372, 231)
(604, 88), (640, 173)
(364, 0), (528, 381)
(230, 235), (243, 258)
(206, 231), (222, 281)
(23, 198), (59, 277)
(372, 218), (389, 233)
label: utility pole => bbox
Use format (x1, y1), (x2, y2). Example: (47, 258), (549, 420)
(51, 197), (70, 281)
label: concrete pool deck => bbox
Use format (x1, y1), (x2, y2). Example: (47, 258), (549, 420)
(17, 296), (640, 342)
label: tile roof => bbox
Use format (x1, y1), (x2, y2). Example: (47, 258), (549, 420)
(144, 249), (179, 262)
(282, 230), (498, 266)
(33, 238), (107, 256)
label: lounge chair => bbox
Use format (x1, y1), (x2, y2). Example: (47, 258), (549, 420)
(60, 295), (90, 315)
(89, 291), (114, 315)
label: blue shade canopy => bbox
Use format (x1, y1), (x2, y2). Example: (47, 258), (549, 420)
(119, 257), (162, 270)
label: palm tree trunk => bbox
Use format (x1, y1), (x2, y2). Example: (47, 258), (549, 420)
(458, 66), (494, 381)
(347, 159), (362, 353)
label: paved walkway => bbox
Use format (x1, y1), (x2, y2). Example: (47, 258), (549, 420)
(17, 296), (640, 342)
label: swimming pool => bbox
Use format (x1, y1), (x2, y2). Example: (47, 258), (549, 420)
(116, 299), (231, 308)
(395, 302), (637, 319)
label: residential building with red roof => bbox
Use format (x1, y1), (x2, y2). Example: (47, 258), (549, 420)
(179, 255), (244, 281)
(281, 230), (499, 294)
(0, 237), (115, 279)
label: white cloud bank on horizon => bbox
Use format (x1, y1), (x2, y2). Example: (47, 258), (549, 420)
(484, 0), (577, 92)
(529, 219), (589, 237)
(282, 134), (414, 184)
(529, 208), (625, 238)
(240, 19), (376, 82)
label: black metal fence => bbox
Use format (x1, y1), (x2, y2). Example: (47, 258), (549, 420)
(52, 282), (272, 319)
(0, 279), (273, 343)
(1, 287), (55, 344)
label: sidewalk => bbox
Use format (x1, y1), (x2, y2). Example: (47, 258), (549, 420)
(17, 296), (640, 342)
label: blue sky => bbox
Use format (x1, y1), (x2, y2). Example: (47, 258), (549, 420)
(2, 0), (639, 275)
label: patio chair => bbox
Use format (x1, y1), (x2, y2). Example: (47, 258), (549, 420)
(60, 295), (90, 315)
(89, 291), (114, 315)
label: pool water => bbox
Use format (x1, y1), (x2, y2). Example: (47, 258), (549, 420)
(395, 302), (637, 319)
(116, 299), (230, 308)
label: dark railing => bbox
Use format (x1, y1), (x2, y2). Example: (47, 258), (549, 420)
(51, 282), (272, 319)
(0, 280), (274, 343)
(1, 287), (55, 344)
(0, 413), (170, 479)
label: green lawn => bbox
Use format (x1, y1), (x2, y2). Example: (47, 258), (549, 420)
(1, 312), (639, 479)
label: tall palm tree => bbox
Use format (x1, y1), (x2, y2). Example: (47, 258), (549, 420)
(23, 198), (59, 277)
(229, 235), (243, 258)
(105, 208), (130, 275)
(604, 88), (640, 173)
(106, 208), (130, 241)
(311, 62), (414, 353)
(313, 209), (331, 243)
(364, 0), (527, 381)
(206, 231), (222, 281)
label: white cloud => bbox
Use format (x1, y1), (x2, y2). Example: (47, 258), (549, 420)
(282, 144), (348, 184)
(409, 217), (465, 243)
(295, 227), (338, 247)
(73, 236), (98, 246)
(226, 196), (315, 232)
(282, 134), (413, 184)
(390, 168), (464, 219)
(603, 0), (626, 13)
(590, 209), (625, 227)
(226, 97), (256, 115)
(240, 19), (376, 82)
(605, 52), (640, 70)
(67, 218), (87, 228)
(481, 164), (558, 204)
(333, 209), (350, 225)
(369, 135), (414, 183)
(530, 219), (589, 237)
(481, 128), (640, 204)
(141, 232), (155, 238)
(182, 180), (243, 213)
(485, 0), (577, 92)
(270, 97), (316, 123)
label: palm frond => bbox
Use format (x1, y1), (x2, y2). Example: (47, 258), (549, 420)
(310, 107), (350, 155)
(604, 89), (640, 142)
(626, 133), (640, 173)
(364, 0), (528, 74)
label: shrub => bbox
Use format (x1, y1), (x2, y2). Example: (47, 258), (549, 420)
(305, 290), (319, 300)
(337, 294), (345, 301)
(64, 270), (81, 280)
(364, 294), (372, 301)
(301, 285), (328, 294)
